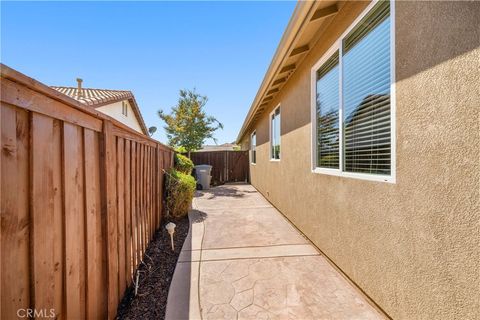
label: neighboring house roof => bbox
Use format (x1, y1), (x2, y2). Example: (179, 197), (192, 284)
(51, 86), (149, 135)
(236, 0), (340, 143)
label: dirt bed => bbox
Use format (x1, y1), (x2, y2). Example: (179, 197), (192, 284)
(116, 215), (189, 320)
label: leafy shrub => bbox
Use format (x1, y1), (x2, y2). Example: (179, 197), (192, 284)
(165, 168), (196, 218)
(174, 153), (194, 175)
(174, 146), (187, 154)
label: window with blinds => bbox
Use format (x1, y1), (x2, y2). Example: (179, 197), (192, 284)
(251, 131), (256, 164)
(270, 106), (281, 160)
(313, 0), (393, 180)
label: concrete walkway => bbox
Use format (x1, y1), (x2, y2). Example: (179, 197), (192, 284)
(166, 184), (384, 320)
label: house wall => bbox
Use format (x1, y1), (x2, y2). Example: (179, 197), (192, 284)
(240, 1), (480, 319)
(96, 100), (143, 133)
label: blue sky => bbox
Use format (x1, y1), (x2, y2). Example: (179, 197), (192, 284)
(1, 1), (296, 145)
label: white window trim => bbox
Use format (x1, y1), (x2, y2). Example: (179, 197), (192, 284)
(269, 104), (281, 161)
(250, 130), (257, 165)
(310, 0), (396, 184)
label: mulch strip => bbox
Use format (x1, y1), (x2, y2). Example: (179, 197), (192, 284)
(116, 215), (190, 320)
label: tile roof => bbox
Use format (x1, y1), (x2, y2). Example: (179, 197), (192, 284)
(51, 86), (149, 135)
(51, 86), (133, 107)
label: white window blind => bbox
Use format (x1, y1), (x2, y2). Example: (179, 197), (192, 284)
(316, 51), (340, 168)
(343, 1), (391, 175)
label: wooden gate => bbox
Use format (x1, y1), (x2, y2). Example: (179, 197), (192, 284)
(189, 151), (249, 185)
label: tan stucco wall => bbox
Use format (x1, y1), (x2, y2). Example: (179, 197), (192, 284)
(96, 100), (143, 133)
(241, 1), (480, 319)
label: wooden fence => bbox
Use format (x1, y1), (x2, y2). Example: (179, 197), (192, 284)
(189, 150), (249, 185)
(0, 65), (174, 319)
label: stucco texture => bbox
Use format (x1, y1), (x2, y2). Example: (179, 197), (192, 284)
(96, 100), (143, 133)
(241, 1), (480, 319)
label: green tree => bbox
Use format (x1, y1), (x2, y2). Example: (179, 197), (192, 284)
(158, 89), (223, 156)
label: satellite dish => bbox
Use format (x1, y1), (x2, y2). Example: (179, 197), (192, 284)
(148, 126), (157, 136)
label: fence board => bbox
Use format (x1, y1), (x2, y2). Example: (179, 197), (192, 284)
(142, 145), (147, 251)
(131, 142), (139, 270)
(52, 119), (64, 318)
(103, 122), (119, 318)
(31, 113), (55, 313)
(134, 142), (142, 265)
(63, 123), (86, 319)
(117, 138), (126, 297)
(139, 144), (144, 256)
(1, 104), (30, 318)
(148, 147), (153, 240)
(124, 140), (132, 284)
(84, 128), (105, 319)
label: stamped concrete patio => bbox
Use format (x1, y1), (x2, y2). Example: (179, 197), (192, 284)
(166, 183), (385, 320)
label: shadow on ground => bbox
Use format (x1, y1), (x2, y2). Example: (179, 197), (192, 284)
(198, 185), (257, 199)
(189, 209), (208, 223)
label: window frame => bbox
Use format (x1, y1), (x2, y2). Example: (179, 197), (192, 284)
(310, 0), (396, 183)
(250, 131), (257, 165)
(122, 101), (128, 116)
(269, 104), (281, 161)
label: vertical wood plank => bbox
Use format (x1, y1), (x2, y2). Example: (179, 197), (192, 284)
(143, 145), (147, 245)
(141, 144), (146, 250)
(158, 148), (164, 228)
(52, 119), (64, 319)
(140, 144), (145, 256)
(100, 120), (118, 318)
(124, 140), (132, 284)
(31, 113), (56, 313)
(136, 143), (141, 265)
(146, 146), (150, 244)
(142, 145), (150, 246)
(154, 149), (158, 230)
(117, 137), (126, 298)
(153, 148), (157, 230)
(147, 147), (152, 240)
(63, 123), (86, 319)
(152, 149), (155, 232)
(131, 142), (138, 269)
(146, 146), (149, 243)
(137, 143), (142, 258)
(151, 148), (155, 234)
(84, 128), (105, 319)
(1, 104), (30, 318)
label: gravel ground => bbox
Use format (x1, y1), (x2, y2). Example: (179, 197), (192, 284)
(116, 215), (189, 320)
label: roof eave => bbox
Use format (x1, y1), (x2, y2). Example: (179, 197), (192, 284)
(127, 96), (150, 136)
(236, 1), (316, 143)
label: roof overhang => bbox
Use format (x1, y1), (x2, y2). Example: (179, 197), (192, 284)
(236, 0), (340, 143)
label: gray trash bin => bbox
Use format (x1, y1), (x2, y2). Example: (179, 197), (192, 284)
(194, 165), (212, 190)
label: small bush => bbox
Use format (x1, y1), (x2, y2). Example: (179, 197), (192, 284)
(174, 153), (194, 175)
(165, 168), (196, 218)
(174, 146), (187, 154)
